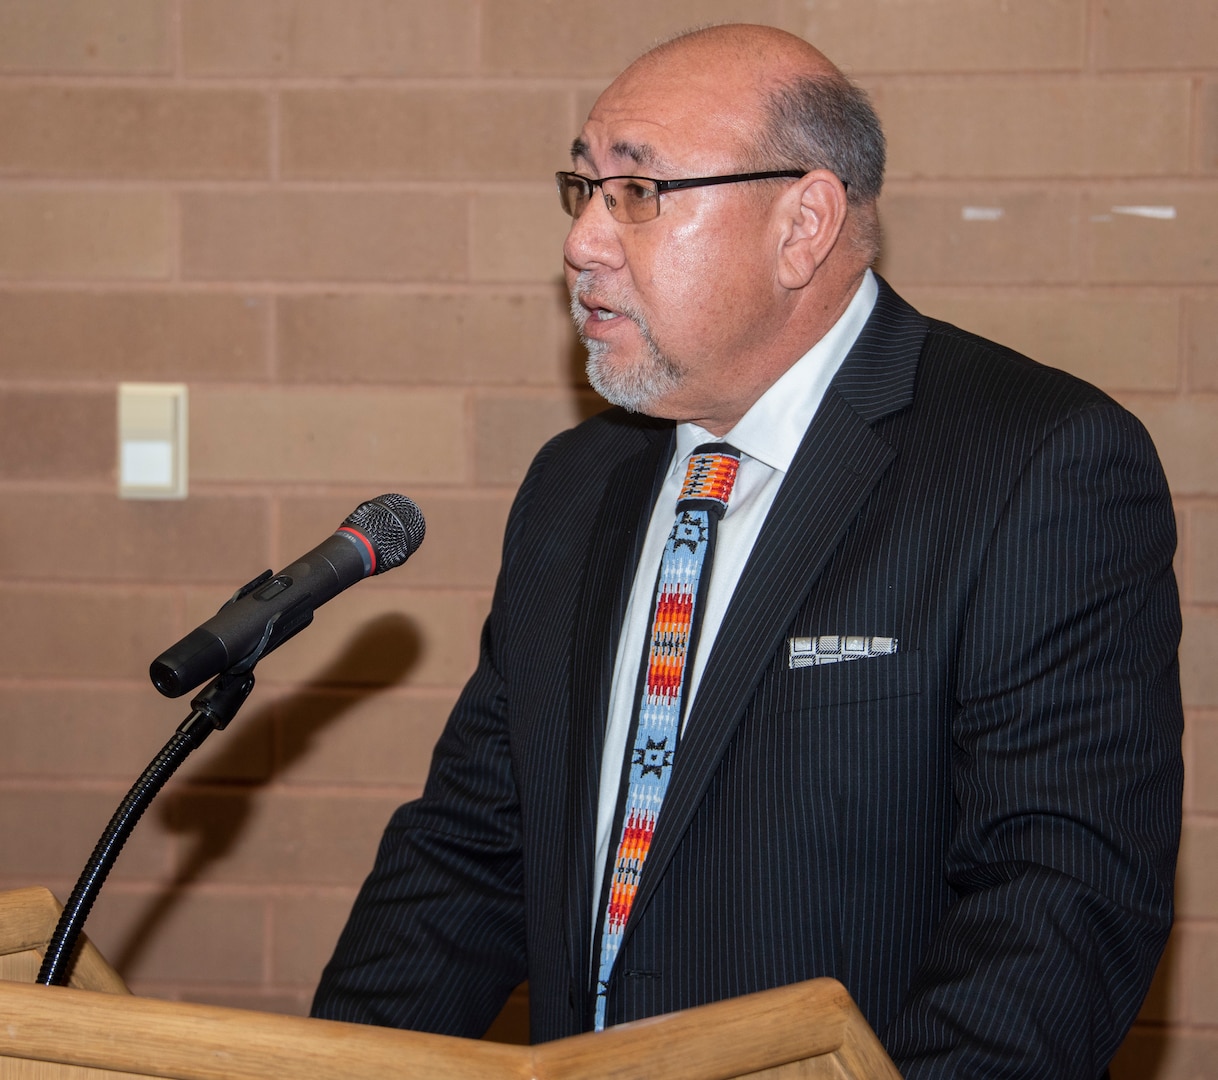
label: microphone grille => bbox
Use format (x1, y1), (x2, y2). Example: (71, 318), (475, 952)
(343, 494), (426, 573)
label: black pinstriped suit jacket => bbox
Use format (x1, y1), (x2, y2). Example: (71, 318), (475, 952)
(313, 278), (1183, 1078)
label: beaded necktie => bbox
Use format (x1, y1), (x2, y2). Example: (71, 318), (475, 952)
(593, 442), (740, 1030)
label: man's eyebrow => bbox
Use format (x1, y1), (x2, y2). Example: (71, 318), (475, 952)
(568, 137), (666, 172)
(611, 140), (662, 169)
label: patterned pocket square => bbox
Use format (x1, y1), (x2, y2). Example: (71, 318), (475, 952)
(788, 634), (898, 668)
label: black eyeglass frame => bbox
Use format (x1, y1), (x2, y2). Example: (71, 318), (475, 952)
(555, 169), (820, 221)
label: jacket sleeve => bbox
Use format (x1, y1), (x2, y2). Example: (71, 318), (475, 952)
(884, 401), (1183, 1079)
(310, 432), (568, 1036)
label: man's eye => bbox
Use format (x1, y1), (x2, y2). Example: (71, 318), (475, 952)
(622, 182), (656, 203)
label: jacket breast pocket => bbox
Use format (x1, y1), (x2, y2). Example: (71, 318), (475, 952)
(745, 649), (935, 836)
(766, 648), (924, 715)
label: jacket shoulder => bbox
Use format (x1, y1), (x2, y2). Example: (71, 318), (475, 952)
(919, 317), (1118, 413)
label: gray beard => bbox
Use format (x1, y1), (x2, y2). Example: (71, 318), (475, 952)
(569, 282), (682, 414)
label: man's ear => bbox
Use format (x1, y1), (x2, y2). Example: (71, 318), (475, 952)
(774, 171), (849, 289)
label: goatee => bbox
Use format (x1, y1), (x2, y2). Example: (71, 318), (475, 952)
(569, 277), (682, 413)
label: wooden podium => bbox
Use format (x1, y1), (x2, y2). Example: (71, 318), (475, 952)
(0, 887), (902, 1079)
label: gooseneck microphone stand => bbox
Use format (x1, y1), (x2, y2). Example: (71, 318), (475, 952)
(35, 666), (257, 987)
(34, 493), (425, 988)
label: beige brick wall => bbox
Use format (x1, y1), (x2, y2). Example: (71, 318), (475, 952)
(0, 0), (1213, 1071)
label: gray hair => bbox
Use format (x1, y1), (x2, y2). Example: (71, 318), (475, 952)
(754, 74), (886, 205)
(750, 73), (885, 260)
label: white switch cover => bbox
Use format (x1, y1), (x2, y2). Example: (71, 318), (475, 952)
(119, 383), (187, 499)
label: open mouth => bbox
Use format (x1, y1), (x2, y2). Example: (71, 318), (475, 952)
(574, 293), (629, 331)
(570, 275), (641, 339)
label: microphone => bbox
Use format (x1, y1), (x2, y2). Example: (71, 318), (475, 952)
(149, 494), (425, 698)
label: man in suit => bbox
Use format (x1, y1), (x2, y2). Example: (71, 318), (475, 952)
(312, 24), (1183, 1078)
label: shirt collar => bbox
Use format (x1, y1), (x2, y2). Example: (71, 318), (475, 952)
(675, 268), (879, 474)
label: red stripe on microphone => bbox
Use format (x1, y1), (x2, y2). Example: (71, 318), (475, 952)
(337, 526), (377, 575)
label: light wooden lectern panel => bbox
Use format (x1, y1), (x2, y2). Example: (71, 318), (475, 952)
(0, 887), (902, 1080)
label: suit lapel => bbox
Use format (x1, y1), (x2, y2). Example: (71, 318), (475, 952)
(564, 424), (673, 989)
(619, 279), (929, 940)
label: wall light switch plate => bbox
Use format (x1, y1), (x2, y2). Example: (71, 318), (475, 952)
(119, 383), (188, 499)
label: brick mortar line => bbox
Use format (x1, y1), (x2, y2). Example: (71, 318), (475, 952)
(0, 480), (115, 495)
(265, 89), (282, 380)
(182, 782), (429, 801)
(0, 377), (581, 392)
(0, 178), (561, 191)
(0, 777), (141, 794)
(0, 79), (1208, 102)
(169, 0), (184, 82)
(1083, 0), (1102, 73)
(267, 83), (281, 186)
(1113, 389), (1218, 401)
(881, 179), (1218, 191)
(1115, 389), (1218, 404)
(0, 881), (365, 901)
(0, 577), (496, 595)
(1123, 1019), (1218, 1033)
(106, 883), (365, 899)
(134, 777), (425, 798)
(1190, 75), (1207, 175)
(0, 476), (525, 497)
(15, 273), (1210, 290)
(0, 276), (566, 288)
(864, 71), (1213, 84)
(0, 73), (624, 90)
(0, 280), (1199, 296)
(2, 68), (1213, 86)
(119, 986), (314, 997)
(904, 284), (1208, 292)
(0, 280), (570, 296)
(0, 497), (515, 517)
(0, 671), (462, 693)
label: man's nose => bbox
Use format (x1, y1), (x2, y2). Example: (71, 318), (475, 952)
(563, 190), (624, 271)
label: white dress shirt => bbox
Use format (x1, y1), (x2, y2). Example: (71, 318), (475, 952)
(590, 269), (879, 925)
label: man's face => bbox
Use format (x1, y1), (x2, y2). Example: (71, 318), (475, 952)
(563, 60), (796, 435)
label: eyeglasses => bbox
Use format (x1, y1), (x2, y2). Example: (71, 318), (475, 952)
(555, 169), (808, 224)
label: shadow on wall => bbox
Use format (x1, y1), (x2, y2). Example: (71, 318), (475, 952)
(109, 612), (421, 977)
(1108, 927), (1178, 1080)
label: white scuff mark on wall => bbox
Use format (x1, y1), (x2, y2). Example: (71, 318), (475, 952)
(961, 206), (1005, 222)
(1110, 205), (1177, 220)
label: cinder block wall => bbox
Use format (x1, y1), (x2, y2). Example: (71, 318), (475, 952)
(0, 0), (1213, 1072)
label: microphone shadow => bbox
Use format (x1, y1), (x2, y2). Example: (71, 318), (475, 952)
(110, 612), (421, 979)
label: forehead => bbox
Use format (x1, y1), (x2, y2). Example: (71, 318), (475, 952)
(574, 62), (763, 176)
